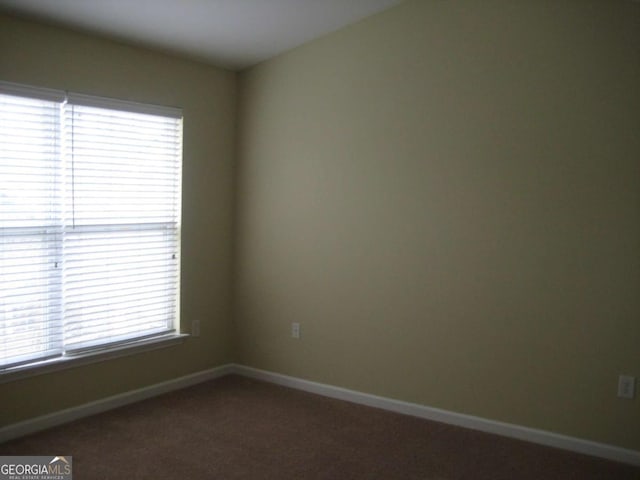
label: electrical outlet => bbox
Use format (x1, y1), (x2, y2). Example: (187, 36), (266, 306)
(291, 322), (300, 339)
(192, 320), (200, 337)
(617, 375), (635, 399)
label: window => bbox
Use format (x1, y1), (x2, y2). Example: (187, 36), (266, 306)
(0, 81), (182, 371)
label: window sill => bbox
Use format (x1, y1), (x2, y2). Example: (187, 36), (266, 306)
(0, 333), (190, 385)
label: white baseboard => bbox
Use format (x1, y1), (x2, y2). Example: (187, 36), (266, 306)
(0, 364), (234, 443)
(232, 365), (640, 467)
(2, 363), (638, 467)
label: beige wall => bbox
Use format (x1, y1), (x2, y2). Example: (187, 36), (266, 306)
(236, 0), (640, 450)
(0, 15), (237, 424)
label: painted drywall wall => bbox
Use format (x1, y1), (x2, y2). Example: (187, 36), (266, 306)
(235, 0), (640, 450)
(0, 14), (237, 425)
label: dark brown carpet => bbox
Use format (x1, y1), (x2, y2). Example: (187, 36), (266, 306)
(1, 375), (638, 479)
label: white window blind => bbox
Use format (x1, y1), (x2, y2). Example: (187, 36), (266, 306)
(0, 82), (182, 369)
(1, 90), (64, 368)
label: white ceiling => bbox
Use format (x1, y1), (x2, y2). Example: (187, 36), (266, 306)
(0, 0), (403, 70)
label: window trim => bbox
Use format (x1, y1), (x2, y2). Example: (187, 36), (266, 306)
(0, 80), (184, 377)
(0, 333), (190, 384)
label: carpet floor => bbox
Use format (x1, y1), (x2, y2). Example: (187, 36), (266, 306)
(1, 375), (638, 479)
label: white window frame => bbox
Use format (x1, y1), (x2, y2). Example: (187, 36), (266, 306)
(0, 81), (187, 382)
